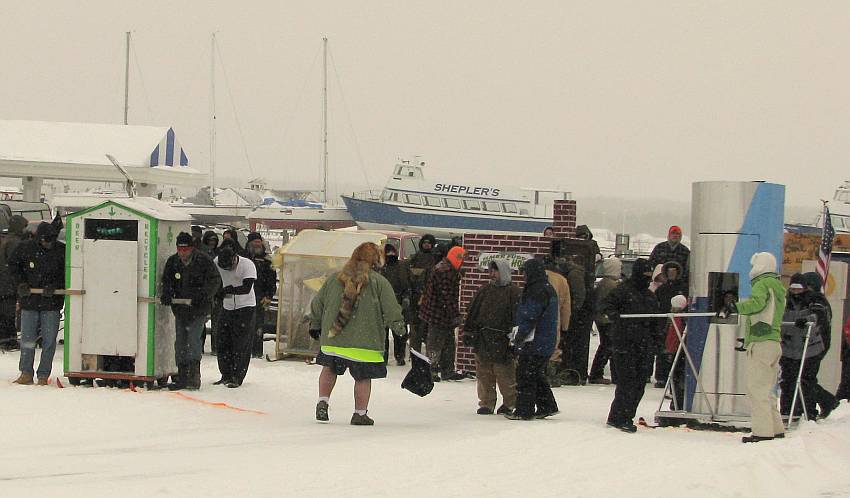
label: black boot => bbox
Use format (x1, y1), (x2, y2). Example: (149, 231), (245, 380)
(168, 363), (187, 391)
(186, 361), (201, 390)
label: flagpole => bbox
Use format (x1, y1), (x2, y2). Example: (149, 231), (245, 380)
(819, 200), (831, 286)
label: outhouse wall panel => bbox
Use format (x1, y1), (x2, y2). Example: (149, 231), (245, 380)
(81, 239), (139, 356)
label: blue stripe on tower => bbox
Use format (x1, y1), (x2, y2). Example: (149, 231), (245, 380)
(165, 128), (175, 166)
(150, 145), (160, 166)
(726, 182), (785, 297)
(180, 149), (188, 166)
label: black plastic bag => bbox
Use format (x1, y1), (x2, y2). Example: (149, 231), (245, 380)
(402, 348), (434, 397)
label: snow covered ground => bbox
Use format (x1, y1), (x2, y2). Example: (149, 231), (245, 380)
(2, 346), (850, 497)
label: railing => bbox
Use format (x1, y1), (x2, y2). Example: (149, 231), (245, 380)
(347, 190), (383, 201)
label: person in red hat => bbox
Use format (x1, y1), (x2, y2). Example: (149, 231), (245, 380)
(419, 245), (466, 381)
(648, 226), (690, 283)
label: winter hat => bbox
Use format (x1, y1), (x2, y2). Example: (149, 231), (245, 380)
(749, 252), (777, 280)
(35, 222), (57, 242)
(8, 215), (27, 235)
(176, 232), (193, 247)
(802, 272), (822, 293)
(446, 246), (466, 270)
(419, 234), (436, 252)
(191, 225), (203, 235)
(670, 294), (688, 311)
(602, 258), (622, 278)
(669, 226), (682, 236)
(247, 232), (263, 243)
(789, 273), (806, 290)
(630, 258), (653, 289)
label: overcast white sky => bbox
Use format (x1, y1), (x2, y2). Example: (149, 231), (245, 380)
(2, 1), (848, 208)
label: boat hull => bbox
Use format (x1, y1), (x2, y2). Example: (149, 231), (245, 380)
(247, 206), (354, 232)
(342, 196), (551, 238)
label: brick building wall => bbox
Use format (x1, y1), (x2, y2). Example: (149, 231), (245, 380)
(455, 200), (578, 373)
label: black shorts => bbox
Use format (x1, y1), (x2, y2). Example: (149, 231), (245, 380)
(316, 351), (388, 380)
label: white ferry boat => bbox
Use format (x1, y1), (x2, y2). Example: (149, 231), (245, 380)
(341, 159), (569, 238)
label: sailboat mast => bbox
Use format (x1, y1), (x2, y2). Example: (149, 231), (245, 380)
(210, 33), (217, 206)
(322, 37), (328, 204)
(123, 31), (130, 125)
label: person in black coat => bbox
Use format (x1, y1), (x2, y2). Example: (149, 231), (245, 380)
(406, 234), (437, 354)
(652, 261), (687, 387)
(0, 215), (28, 350)
(779, 273), (840, 419)
(603, 258), (660, 432)
(246, 232), (277, 358)
(8, 222), (66, 385)
(201, 230), (222, 352)
(161, 232), (222, 390)
(380, 243), (411, 365)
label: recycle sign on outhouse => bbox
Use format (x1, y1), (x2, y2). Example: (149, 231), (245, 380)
(63, 197), (192, 385)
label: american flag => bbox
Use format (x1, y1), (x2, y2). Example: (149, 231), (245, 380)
(817, 204), (835, 286)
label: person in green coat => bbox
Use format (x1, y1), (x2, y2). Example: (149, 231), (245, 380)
(309, 242), (405, 426)
(725, 252), (786, 443)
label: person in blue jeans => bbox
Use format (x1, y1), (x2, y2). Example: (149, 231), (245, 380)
(8, 222), (65, 385)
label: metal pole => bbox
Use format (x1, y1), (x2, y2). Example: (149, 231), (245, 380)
(787, 323), (813, 430)
(210, 33), (217, 206)
(124, 31), (130, 125)
(321, 37), (328, 204)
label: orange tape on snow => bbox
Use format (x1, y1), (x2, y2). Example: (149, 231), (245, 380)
(169, 392), (267, 415)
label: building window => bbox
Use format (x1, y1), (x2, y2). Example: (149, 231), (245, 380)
(424, 196), (442, 207)
(502, 203), (517, 214)
(444, 198), (462, 209)
(381, 190), (392, 201)
(464, 200), (481, 211)
(483, 201), (501, 212)
(390, 193), (400, 202)
(404, 194), (421, 205)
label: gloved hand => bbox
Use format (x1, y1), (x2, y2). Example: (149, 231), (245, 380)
(160, 294), (173, 306)
(308, 329), (321, 340)
(42, 285), (55, 297)
(794, 317), (809, 329)
(716, 302), (737, 319)
(17, 283), (30, 298)
(222, 285), (235, 295)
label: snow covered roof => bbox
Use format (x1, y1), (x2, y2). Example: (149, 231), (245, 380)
(69, 197), (193, 222)
(281, 229), (386, 259)
(0, 120), (204, 187)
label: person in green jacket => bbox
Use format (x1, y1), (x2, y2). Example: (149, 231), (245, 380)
(309, 242), (405, 426)
(725, 252), (786, 443)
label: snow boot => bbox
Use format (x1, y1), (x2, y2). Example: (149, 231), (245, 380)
(535, 408), (560, 419)
(316, 401), (329, 422)
(12, 373), (33, 385)
(819, 398), (840, 419)
(350, 412), (375, 426)
(477, 407), (494, 415)
(168, 363), (188, 391)
(741, 435), (774, 443)
(504, 410), (534, 421)
(37, 377), (49, 386)
(186, 361), (201, 390)
(496, 405), (512, 415)
(588, 376), (612, 385)
(442, 372), (464, 381)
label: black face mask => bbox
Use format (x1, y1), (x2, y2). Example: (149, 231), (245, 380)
(632, 274), (651, 289)
(218, 250), (235, 270)
(386, 254), (398, 265)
